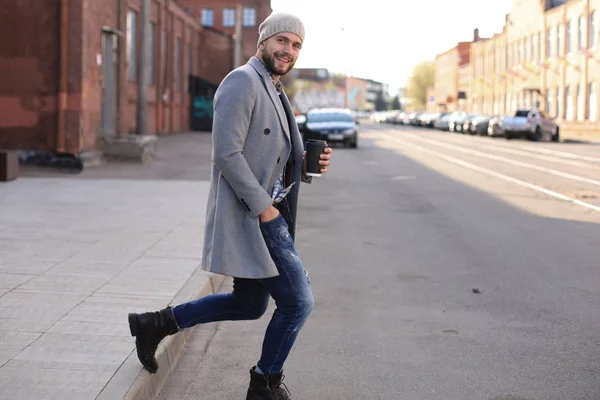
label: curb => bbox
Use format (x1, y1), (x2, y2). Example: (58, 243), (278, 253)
(96, 268), (226, 400)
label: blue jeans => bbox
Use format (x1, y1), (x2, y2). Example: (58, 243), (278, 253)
(172, 213), (314, 374)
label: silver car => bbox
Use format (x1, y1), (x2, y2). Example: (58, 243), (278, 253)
(501, 109), (559, 142)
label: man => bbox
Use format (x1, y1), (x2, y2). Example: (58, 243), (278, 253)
(127, 12), (332, 400)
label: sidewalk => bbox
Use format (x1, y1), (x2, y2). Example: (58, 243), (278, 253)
(0, 132), (223, 400)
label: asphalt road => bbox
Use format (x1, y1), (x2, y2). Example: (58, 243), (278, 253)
(159, 123), (600, 400)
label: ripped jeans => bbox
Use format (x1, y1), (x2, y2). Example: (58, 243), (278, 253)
(172, 213), (314, 374)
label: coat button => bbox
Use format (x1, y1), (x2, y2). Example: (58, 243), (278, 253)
(277, 157), (281, 163)
(264, 128), (270, 135)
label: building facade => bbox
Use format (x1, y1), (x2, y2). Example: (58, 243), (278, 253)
(290, 69), (385, 113)
(469, 0), (600, 139)
(433, 32), (480, 112)
(0, 0), (272, 156)
(366, 79), (390, 111)
(178, 0), (272, 67)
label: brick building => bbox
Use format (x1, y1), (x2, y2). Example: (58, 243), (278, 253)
(177, 0), (272, 67)
(0, 0), (271, 158)
(433, 31), (481, 112)
(468, 0), (600, 140)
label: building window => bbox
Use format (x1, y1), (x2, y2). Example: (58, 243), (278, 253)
(567, 19), (572, 53)
(577, 84), (584, 121)
(565, 86), (573, 120)
(588, 82), (597, 121)
(243, 8), (256, 27)
(174, 37), (180, 91)
(546, 89), (553, 115)
(578, 15), (584, 50)
(201, 8), (214, 27)
(524, 37), (529, 62)
(547, 27), (552, 58)
(557, 24), (563, 56)
(148, 22), (155, 86)
(223, 8), (235, 27)
(590, 11), (597, 49)
(510, 43), (517, 67)
(126, 9), (137, 81)
(555, 87), (561, 118)
(537, 32), (541, 60)
(531, 34), (537, 60)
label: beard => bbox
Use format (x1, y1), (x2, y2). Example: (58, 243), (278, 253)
(261, 47), (296, 77)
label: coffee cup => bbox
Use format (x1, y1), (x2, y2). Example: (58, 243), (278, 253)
(305, 139), (327, 177)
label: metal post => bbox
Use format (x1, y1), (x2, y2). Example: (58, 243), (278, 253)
(136, 0), (149, 134)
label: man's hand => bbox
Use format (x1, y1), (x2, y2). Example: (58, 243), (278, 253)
(259, 205), (280, 223)
(303, 147), (333, 174)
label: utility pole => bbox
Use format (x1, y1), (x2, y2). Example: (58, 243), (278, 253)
(233, 4), (243, 68)
(136, 0), (150, 134)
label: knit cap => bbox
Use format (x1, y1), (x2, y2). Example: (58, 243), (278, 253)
(257, 12), (305, 47)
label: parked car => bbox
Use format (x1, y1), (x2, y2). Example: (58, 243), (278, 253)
(501, 109), (559, 142)
(386, 110), (404, 125)
(419, 112), (446, 128)
(448, 111), (467, 132)
(434, 113), (451, 130)
(467, 114), (493, 135)
(487, 115), (505, 137)
(462, 113), (482, 134)
(392, 111), (409, 125)
(409, 111), (426, 126)
(299, 108), (359, 148)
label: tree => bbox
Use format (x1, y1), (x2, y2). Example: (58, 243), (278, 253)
(406, 61), (434, 109)
(375, 92), (388, 111)
(390, 95), (401, 110)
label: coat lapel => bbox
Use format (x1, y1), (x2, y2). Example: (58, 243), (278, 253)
(248, 58), (291, 142)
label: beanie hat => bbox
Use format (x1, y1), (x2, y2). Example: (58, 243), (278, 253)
(257, 12), (305, 48)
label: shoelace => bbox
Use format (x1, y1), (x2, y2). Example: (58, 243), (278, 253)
(266, 374), (292, 399)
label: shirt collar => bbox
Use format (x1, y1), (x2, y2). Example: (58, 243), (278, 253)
(252, 56), (283, 95)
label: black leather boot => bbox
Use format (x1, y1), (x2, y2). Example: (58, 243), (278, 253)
(128, 307), (179, 373)
(246, 366), (292, 400)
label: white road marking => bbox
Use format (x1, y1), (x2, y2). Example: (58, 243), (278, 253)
(401, 132), (600, 187)
(430, 138), (600, 170)
(516, 144), (600, 163)
(381, 132), (600, 213)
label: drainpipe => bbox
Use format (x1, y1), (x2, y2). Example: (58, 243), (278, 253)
(233, 3), (243, 68)
(136, 0), (150, 134)
(57, 0), (69, 152)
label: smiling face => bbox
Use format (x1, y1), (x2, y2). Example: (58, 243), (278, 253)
(257, 32), (302, 81)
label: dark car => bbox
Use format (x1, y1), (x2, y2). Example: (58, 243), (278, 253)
(299, 108), (359, 148)
(462, 113), (481, 134)
(467, 114), (492, 135)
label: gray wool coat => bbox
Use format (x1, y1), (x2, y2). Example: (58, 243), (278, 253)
(201, 57), (311, 279)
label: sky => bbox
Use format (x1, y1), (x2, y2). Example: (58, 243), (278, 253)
(272, 0), (514, 96)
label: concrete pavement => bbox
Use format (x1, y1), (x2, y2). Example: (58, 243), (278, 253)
(158, 124), (600, 399)
(0, 132), (221, 400)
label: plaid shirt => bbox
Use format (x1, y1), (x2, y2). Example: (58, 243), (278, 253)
(253, 57), (294, 205)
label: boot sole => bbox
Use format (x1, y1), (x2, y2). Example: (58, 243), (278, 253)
(128, 313), (138, 337)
